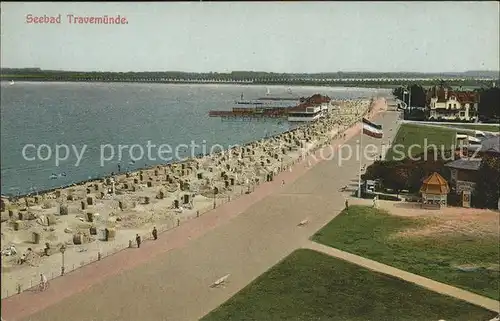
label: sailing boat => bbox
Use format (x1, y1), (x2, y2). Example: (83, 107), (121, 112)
(9, 80), (15, 86)
(266, 87), (271, 95)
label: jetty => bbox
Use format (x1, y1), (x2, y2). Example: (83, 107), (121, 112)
(256, 97), (299, 101)
(209, 94), (332, 121)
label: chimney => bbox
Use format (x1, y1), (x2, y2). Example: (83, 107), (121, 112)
(444, 88), (448, 100)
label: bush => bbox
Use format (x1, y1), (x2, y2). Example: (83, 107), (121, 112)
(472, 154), (500, 209)
(363, 157), (450, 195)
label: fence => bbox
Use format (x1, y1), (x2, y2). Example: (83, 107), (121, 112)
(1, 106), (366, 299)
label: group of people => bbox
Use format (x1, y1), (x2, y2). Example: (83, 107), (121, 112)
(37, 228), (160, 294)
(134, 226), (158, 249)
(18, 248), (33, 265)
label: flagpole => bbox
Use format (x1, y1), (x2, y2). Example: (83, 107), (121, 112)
(358, 114), (363, 198)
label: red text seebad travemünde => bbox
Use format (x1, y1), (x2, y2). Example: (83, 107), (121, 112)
(26, 14), (129, 24)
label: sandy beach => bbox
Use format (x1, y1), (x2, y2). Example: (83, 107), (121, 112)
(0, 97), (375, 298)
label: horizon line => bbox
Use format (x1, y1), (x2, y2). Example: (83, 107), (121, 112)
(1, 67), (499, 74)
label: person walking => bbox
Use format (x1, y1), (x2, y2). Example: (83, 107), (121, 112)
(40, 273), (48, 291)
(345, 199), (349, 210)
(135, 234), (141, 248)
(152, 227), (158, 240)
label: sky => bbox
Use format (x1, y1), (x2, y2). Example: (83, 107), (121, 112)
(1, 2), (499, 73)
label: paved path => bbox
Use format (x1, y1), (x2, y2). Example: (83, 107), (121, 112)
(304, 241), (500, 313)
(0, 105), (415, 321)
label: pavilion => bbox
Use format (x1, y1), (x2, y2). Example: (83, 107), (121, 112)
(419, 172), (450, 209)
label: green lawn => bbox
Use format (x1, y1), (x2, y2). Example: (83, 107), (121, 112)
(439, 123), (500, 132)
(202, 249), (497, 321)
(312, 206), (500, 300)
(385, 124), (457, 160)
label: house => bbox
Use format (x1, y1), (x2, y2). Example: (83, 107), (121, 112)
(445, 158), (482, 195)
(445, 136), (500, 196)
(427, 87), (479, 121)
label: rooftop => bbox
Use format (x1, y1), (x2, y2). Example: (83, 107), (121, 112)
(479, 136), (500, 154)
(445, 158), (482, 171)
(419, 172), (450, 194)
(429, 87), (479, 104)
(289, 94), (331, 111)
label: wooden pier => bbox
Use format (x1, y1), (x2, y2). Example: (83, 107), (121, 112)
(208, 94), (332, 120)
(209, 108), (289, 119)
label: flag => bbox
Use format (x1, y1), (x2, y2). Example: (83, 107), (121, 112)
(362, 118), (383, 138)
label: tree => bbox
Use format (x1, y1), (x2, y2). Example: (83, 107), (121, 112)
(437, 79), (453, 90)
(472, 154), (500, 209)
(384, 166), (409, 196)
(407, 84), (427, 107)
(403, 107), (428, 121)
(478, 87), (500, 121)
(392, 84), (426, 108)
(362, 160), (390, 181)
(362, 155), (451, 195)
(392, 87), (405, 103)
(362, 160), (408, 195)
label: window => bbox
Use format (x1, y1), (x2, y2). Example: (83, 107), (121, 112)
(459, 112), (465, 117)
(453, 103), (457, 108)
(448, 104), (452, 108)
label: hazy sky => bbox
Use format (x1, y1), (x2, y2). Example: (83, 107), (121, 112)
(1, 2), (499, 73)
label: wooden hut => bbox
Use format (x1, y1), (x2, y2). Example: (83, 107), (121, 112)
(419, 172), (449, 209)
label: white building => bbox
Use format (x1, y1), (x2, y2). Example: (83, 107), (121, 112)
(428, 88), (479, 121)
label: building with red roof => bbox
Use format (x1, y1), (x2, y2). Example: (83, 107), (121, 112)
(427, 86), (479, 121)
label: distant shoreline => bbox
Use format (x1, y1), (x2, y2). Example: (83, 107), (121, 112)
(0, 78), (489, 89)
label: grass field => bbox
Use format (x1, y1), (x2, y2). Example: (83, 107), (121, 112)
(440, 123), (500, 132)
(385, 123), (457, 160)
(202, 249), (497, 321)
(312, 206), (500, 300)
